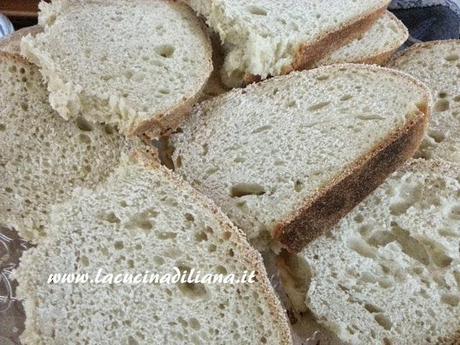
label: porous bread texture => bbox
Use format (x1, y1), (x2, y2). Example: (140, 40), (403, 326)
(390, 40), (460, 165)
(315, 11), (408, 67)
(0, 52), (138, 242)
(15, 156), (292, 345)
(294, 160), (460, 345)
(21, 0), (213, 137)
(187, 0), (390, 87)
(0, 26), (42, 54)
(172, 64), (431, 251)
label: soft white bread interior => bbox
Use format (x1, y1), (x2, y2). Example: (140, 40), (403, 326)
(15, 155), (292, 345)
(280, 160), (460, 345)
(172, 64), (431, 251)
(0, 52), (138, 242)
(186, 0), (390, 87)
(315, 11), (408, 67)
(20, 0), (213, 137)
(390, 40), (460, 165)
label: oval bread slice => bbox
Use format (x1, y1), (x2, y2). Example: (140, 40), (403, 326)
(0, 52), (138, 242)
(172, 64), (431, 252)
(286, 159), (460, 345)
(15, 155), (292, 345)
(389, 40), (460, 165)
(20, 0), (213, 137)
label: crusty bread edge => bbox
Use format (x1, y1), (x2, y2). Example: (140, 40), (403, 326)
(321, 11), (409, 67)
(116, 152), (295, 344)
(275, 66), (432, 253)
(243, 2), (390, 85)
(387, 39), (460, 67)
(20, 2), (213, 140)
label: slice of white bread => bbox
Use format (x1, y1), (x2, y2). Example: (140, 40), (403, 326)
(20, 0), (213, 137)
(315, 11), (408, 67)
(171, 64), (431, 252)
(0, 52), (139, 242)
(186, 0), (390, 87)
(279, 159), (460, 345)
(0, 26), (42, 54)
(14, 154), (293, 345)
(389, 40), (460, 165)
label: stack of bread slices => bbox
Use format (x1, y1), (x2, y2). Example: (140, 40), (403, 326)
(1, 0), (459, 344)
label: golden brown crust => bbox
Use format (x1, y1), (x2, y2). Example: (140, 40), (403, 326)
(275, 99), (430, 253)
(272, 65), (432, 253)
(242, 4), (389, 85)
(133, 152), (294, 344)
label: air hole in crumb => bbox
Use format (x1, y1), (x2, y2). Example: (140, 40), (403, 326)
(340, 95), (353, 101)
(184, 213), (194, 222)
(307, 101), (330, 111)
(428, 130), (445, 143)
(294, 180), (304, 192)
(441, 294), (459, 307)
(79, 134), (92, 144)
(76, 117), (93, 131)
(230, 183), (266, 197)
(438, 91), (448, 98)
(155, 45), (175, 58)
(252, 125), (272, 134)
(374, 314), (392, 330)
(178, 283), (208, 300)
(0, 124), (5, 131)
(445, 54), (459, 62)
(114, 241), (124, 250)
(195, 231), (208, 242)
(101, 212), (120, 224)
(434, 99), (449, 112)
(247, 5), (267, 15)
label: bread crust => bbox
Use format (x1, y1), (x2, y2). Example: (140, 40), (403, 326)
(134, 153), (293, 344)
(274, 67), (432, 253)
(317, 11), (408, 67)
(243, 2), (390, 85)
(387, 39), (460, 67)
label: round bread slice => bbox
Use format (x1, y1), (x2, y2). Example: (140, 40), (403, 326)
(21, 0), (213, 137)
(15, 155), (292, 345)
(0, 52), (139, 242)
(171, 64), (431, 252)
(283, 159), (460, 345)
(389, 40), (460, 165)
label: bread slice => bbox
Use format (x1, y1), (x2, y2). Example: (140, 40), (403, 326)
(279, 159), (460, 345)
(0, 51), (140, 242)
(20, 0), (213, 137)
(315, 11), (408, 67)
(171, 64), (431, 252)
(186, 0), (390, 87)
(389, 40), (460, 165)
(14, 154), (292, 345)
(0, 26), (42, 54)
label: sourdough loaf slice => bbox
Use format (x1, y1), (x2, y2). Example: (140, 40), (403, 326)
(0, 52), (138, 242)
(0, 26), (42, 54)
(15, 155), (292, 345)
(186, 0), (390, 87)
(390, 40), (460, 165)
(315, 11), (408, 67)
(171, 64), (431, 252)
(21, 0), (213, 137)
(281, 160), (460, 345)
